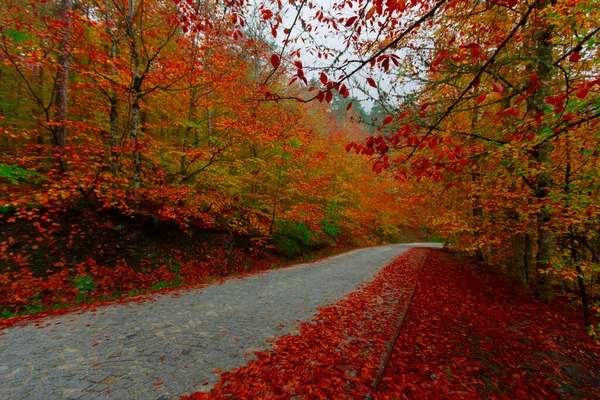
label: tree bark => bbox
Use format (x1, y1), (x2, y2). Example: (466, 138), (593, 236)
(128, 0), (141, 202)
(512, 233), (530, 286)
(53, 0), (74, 172)
(109, 85), (119, 173)
(533, 0), (555, 303)
(104, 1), (120, 173)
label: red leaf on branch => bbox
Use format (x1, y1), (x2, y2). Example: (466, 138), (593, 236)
(345, 16), (358, 27)
(320, 72), (328, 85)
(476, 93), (487, 104)
(339, 84), (349, 98)
(366, 77), (377, 88)
(493, 82), (505, 93)
(576, 86), (589, 99)
(530, 73), (538, 84)
(317, 90), (325, 103)
(366, 6), (377, 19)
(382, 116), (394, 125)
(270, 54), (280, 68)
(569, 52), (581, 62)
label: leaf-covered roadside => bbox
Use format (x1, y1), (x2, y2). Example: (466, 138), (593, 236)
(184, 248), (429, 399)
(376, 250), (600, 399)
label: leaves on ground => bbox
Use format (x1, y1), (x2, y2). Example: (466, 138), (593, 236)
(376, 250), (600, 399)
(187, 249), (600, 399)
(185, 249), (428, 399)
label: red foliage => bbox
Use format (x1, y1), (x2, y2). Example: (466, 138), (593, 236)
(184, 249), (429, 399)
(375, 250), (600, 399)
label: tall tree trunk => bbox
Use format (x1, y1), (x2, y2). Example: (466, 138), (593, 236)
(35, 65), (45, 146)
(53, 0), (74, 172)
(206, 85), (213, 146)
(511, 233), (529, 286)
(269, 154), (286, 236)
(533, 0), (555, 304)
(109, 84), (119, 173)
(104, 0), (120, 173)
(107, 37), (119, 173)
(128, 0), (141, 202)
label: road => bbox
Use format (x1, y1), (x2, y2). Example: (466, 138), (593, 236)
(0, 243), (441, 399)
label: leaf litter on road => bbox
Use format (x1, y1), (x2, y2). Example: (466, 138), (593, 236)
(185, 248), (428, 399)
(185, 249), (599, 399)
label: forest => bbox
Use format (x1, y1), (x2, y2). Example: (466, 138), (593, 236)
(1, 0), (599, 337)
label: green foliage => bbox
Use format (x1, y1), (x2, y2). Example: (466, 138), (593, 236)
(273, 219), (313, 258)
(4, 28), (28, 42)
(0, 203), (18, 216)
(375, 224), (403, 243)
(150, 280), (183, 291)
(280, 220), (312, 245)
(273, 234), (304, 258)
(322, 201), (341, 239)
(24, 297), (45, 315)
(273, 219), (341, 258)
(167, 259), (181, 273)
(74, 274), (96, 302)
(0, 164), (41, 185)
(321, 219), (340, 238)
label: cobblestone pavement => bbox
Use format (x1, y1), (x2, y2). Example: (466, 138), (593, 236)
(0, 243), (441, 400)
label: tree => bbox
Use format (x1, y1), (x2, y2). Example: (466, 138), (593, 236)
(249, 0), (600, 322)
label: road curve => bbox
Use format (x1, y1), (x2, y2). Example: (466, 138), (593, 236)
(0, 243), (441, 400)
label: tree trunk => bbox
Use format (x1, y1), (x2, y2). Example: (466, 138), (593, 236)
(206, 86), (213, 146)
(533, 0), (555, 303)
(109, 87), (119, 173)
(35, 65), (45, 145)
(512, 234), (529, 286)
(269, 156), (285, 236)
(128, 0), (141, 202)
(53, 0), (74, 172)
(104, 1), (120, 173)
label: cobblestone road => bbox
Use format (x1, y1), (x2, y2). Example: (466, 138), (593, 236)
(0, 243), (440, 399)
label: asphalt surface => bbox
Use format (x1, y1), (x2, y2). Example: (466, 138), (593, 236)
(0, 243), (441, 399)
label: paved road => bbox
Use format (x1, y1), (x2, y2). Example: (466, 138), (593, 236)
(0, 243), (441, 400)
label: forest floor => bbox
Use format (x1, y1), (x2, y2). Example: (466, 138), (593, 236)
(189, 249), (600, 400)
